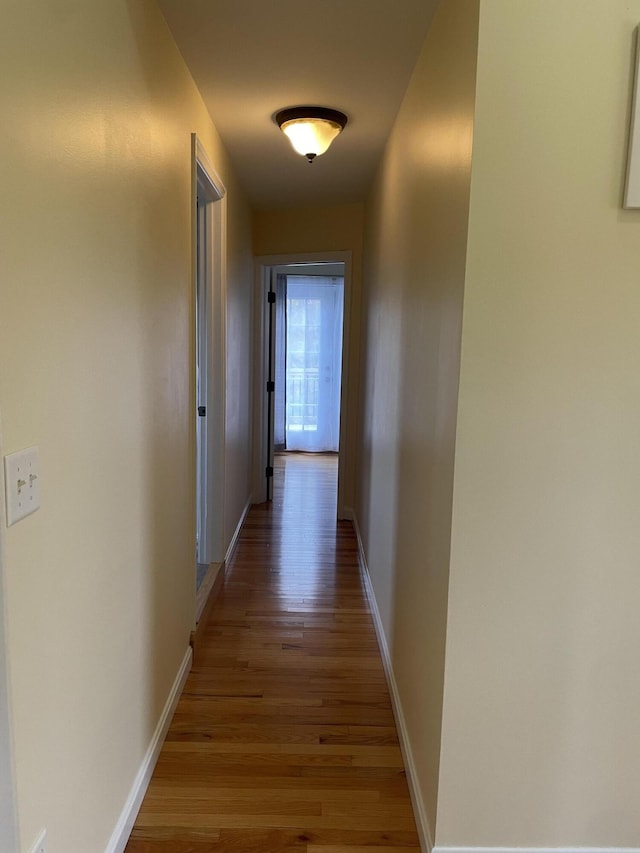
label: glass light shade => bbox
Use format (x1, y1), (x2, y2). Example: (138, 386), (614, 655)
(280, 118), (343, 159)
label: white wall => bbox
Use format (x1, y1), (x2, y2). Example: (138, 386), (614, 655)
(0, 1), (252, 850)
(437, 0), (640, 846)
(356, 0), (479, 837)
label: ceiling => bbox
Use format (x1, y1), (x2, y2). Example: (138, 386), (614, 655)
(157, 0), (439, 210)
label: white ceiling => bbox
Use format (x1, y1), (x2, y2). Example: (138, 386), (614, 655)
(157, 0), (439, 209)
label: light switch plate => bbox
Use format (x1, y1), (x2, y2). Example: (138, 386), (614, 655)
(4, 446), (40, 526)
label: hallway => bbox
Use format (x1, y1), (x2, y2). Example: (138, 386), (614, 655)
(126, 453), (421, 851)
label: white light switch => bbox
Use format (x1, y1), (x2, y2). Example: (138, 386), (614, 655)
(4, 446), (40, 526)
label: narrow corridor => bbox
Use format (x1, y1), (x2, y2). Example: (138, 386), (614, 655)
(126, 453), (420, 851)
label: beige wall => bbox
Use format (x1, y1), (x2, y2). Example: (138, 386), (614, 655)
(253, 203), (364, 260)
(356, 0), (479, 838)
(224, 170), (254, 547)
(0, 1), (252, 850)
(437, 0), (640, 847)
(253, 204), (364, 512)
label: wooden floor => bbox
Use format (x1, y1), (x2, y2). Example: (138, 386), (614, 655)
(126, 453), (420, 852)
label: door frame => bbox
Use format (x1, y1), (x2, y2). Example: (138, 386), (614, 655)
(192, 134), (227, 577)
(252, 251), (353, 519)
(0, 414), (18, 852)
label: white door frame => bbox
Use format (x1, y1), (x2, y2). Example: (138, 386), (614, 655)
(192, 134), (227, 569)
(252, 251), (353, 519)
(0, 415), (18, 852)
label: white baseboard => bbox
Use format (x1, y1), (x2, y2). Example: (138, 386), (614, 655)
(225, 496), (252, 564)
(433, 849), (640, 853)
(104, 646), (193, 853)
(351, 513), (434, 853)
(195, 561), (223, 623)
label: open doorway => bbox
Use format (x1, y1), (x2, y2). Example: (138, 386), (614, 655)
(192, 135), (227, 620)
(253, 253), (352, 519)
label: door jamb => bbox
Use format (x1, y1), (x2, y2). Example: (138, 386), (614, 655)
(192, 135), (227, 581)
(0, 414), (18, 852)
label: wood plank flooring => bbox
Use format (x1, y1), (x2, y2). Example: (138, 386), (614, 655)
(126, 453), (421, 852)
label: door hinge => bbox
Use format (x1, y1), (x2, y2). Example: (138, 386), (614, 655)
(267, 291), (276, 304)
(198, 405), (206, 417)
(266, 380), (275, 393)
(265, 465), (274, 478)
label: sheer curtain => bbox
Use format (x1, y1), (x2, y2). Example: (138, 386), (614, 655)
(285, 276), (344, 452)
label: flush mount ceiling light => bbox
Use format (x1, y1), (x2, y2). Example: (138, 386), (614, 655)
(275, 106), (348, 163)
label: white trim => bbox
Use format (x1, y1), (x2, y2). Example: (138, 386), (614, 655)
(27, 829), (46, 853)
(433, 848), (640, 853)
(352, 512), (433, 853)
(192, 134), (228, 567)
(194, 136), (226, 200)
(274, 262), (345, 277)
(252, 251), (353, 519)
(225, 496), (252, 564)
(0, 414), (18, 853)
(624, 25), (640, 208)
(105, 647), (193, 853)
